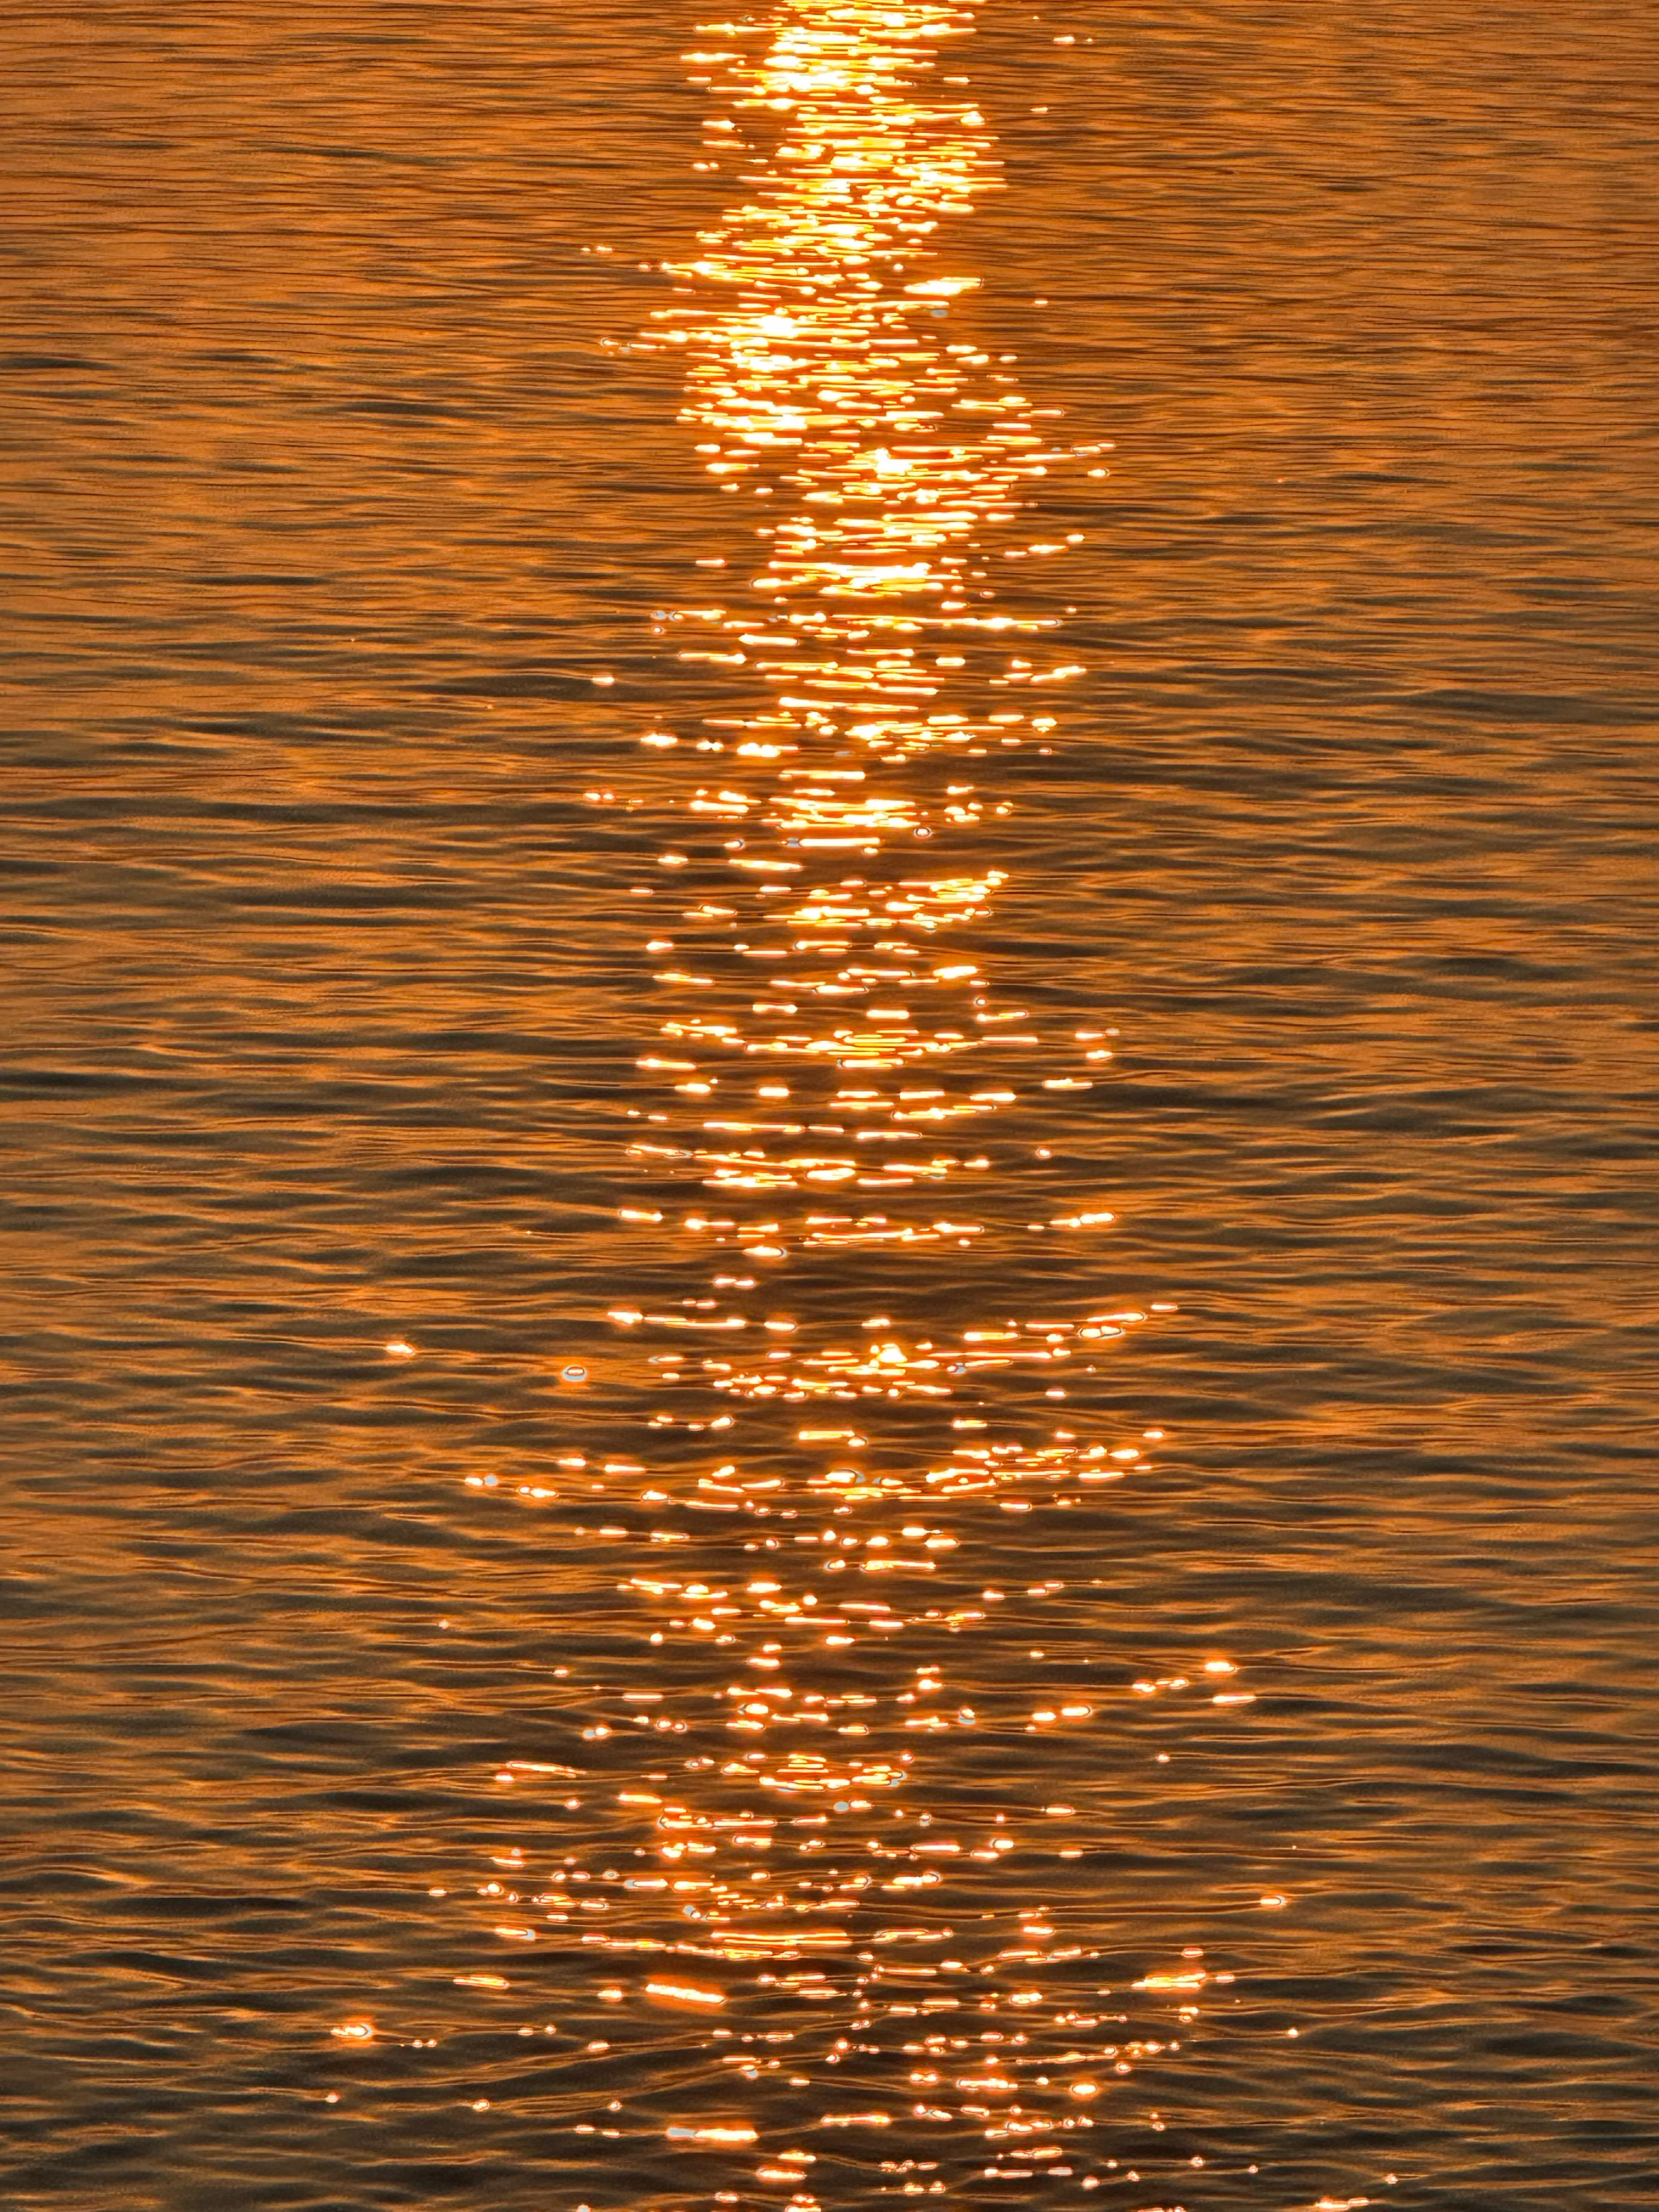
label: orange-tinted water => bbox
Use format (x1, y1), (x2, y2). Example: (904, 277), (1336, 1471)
(3, 5), (1655, 2210)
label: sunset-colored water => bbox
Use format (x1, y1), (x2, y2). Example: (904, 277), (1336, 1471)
(3, 4), (1655, 2210)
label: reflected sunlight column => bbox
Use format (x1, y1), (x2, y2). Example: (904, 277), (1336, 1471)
(427, 10), (1263, 2211)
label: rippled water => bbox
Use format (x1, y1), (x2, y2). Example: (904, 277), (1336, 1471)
(3, 4), (1655, 2210)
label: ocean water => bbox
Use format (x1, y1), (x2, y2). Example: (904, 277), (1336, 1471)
(2, 5), (1655, 2210)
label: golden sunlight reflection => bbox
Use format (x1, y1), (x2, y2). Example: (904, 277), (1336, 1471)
(408, 5), (1283, 2208)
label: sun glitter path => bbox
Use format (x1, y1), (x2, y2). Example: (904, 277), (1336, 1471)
(380, 9), (1282, 2210)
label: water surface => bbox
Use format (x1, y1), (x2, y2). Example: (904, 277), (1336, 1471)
(2, 4), (1655, 2210)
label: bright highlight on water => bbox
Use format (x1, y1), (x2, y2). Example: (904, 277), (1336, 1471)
(419, 7), (1297, 2207)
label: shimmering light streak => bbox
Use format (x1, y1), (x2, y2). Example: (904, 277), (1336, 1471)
(407, 5), (1282, 2207)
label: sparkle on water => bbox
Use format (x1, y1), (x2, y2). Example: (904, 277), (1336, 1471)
(391, 6), (1328, 2207)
